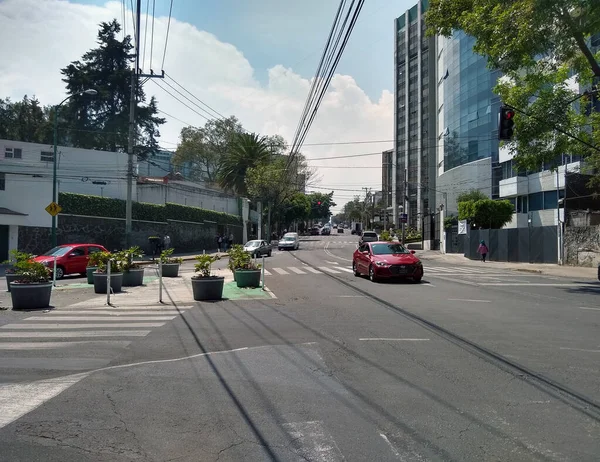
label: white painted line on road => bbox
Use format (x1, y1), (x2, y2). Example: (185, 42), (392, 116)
(479, 283), (590, 286)
(579, 307), (600, 311)
(447, 299), (491, 303)
(324, 260), (339, 265)
(559, 347), (600, 353)
(320, 267), (342, 274)
(336, 267), (354, 273)
(5, 323), (166, 329)
(359, 338), (430, 341)
(0, 373), (88, 430)
(263, 269), (272, 276)
(0, 331), (151, 338)
(336, 295), (365, 298)
(288, 267), (307, 274)
(283, 421), (345, 462)
(50, 310), (183, 316)
(24, 316), (175, 321)
(0, 341), (131, 350)
(263, 286), (278, 299)
(304, 267), (322, 274)
(379, 433), (401, 458)
(272, 267), (290, 275)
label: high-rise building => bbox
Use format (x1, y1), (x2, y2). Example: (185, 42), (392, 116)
(381, 149), (393, 226)
(392, 0), (437, 230)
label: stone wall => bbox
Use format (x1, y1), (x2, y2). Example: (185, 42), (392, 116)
(18, 214), (244, 255)
(564, 225), (600, 267)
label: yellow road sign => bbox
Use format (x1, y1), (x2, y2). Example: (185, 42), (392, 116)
(45, 202), (62, 216)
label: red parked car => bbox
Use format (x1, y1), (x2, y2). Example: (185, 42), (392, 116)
(352, 241), (423, 283)
(33, 244), (108, 279)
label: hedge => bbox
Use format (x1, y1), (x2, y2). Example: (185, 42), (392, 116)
(58, 193), (241, 225)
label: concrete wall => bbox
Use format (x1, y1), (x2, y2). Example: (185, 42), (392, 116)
(564, 225), (600, 267)
(435, 157), (492, 215)
(137, 182), (239, 215)
(18, 214), (244, 256)
(0, 173), (53, 227)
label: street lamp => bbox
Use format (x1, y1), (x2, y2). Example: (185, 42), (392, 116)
(51, 89), (97, 247)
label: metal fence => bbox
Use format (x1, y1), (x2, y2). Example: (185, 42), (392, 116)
(462, 227), (558, 263)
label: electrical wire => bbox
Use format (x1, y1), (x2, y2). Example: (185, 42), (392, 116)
(129, 0), (137, 41)
(149, 0), (156, 70)
(142, 0), (150, 71)
(121, 0), (127, 39)
(165, 73), (229, 121)
(162, 0), (174, 70)
(151, 79), (211, 122)
(159, 78), (218, 121)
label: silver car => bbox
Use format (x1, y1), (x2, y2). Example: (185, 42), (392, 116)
(243, 240), (272, 257)
(278, 233), (299, 250)
(359, 231), (378, 245)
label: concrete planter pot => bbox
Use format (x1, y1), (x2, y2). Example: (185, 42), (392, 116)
(86, 266), (98, 284)
(10, 282), (52, 310)
(122, 268), (145, 287)
(191, 276), (224, 301)
(235, 269), (261, 288)
(93, 272), (123, 294)
(5, 273), (20, 292)
(161, 263), (180, 278)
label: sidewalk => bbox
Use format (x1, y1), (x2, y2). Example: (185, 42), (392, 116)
(418, 250), (599, 280)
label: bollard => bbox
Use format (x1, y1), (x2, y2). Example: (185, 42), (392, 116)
(158, 259), (163, 303)
(52, 256), (57, 287)
(106, 258), (112, 305)
(262, 255), (265, 291)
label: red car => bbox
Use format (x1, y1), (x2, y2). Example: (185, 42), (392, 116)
(352, 241), (423, 283)
(33, 244), (108, 279)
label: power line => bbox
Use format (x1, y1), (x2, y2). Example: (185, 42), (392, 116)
(165, 73), (229, 121)
(159, 78), (218, 121)
(162, 0), (174, 70)
(152, 79), (211, 122)
(142, 0), (150, 71)
(121, 0), (127, 39)
(129, 0), (137, 41)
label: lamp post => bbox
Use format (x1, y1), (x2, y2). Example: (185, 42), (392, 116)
(51, 89), (97, 248)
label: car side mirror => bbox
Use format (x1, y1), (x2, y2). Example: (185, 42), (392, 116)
(410, 250), (416, 254)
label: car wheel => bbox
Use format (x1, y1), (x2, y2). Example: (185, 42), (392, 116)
(54, 266), (65, 280)
(369, 265), (378, 282)
(352, 261), (360, 277)
(412, 277), (422, 284)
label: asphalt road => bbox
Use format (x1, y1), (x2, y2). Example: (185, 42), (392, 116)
(0, 232), (599, 461)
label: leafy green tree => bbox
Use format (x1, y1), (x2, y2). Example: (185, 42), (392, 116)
(426, 0), (600, 184)
(173, 116), (243, 182)
(218, 132), (272, 196)
(282, 192), (312, 224)
(0, 96), (53, 143)
(457, 189), (488, 204)
(458, 199), (514, 229)
(60, 19), (164, 155)
(308, 192), (336, 220)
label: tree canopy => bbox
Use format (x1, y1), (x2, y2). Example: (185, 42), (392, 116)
(458, 199), (514, 229)
(426, 0), (600, 184)
(0, 96), (53, 144)
(457, 189), (488, 204)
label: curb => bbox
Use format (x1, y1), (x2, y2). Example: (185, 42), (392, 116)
(136, 254), (229, 267)
(513, 268), (543, 274)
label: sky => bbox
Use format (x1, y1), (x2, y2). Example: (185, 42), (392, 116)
(0, 0), (415, 211)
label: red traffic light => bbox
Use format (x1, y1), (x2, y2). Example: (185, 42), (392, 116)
(505, 110), (515, 119)
(317, 201), (321, 205)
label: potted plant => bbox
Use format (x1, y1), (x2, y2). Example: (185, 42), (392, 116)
(230, 246), (262, 288)
(227, 244), (245, 281)
(119, 246), (145, 287)
(10, 259), (53, 309)
(86, 251), (104, 284)
(3, 250), (35, 292)
(159, 248), (183, 277)
(92, 251), (123, 294)
(191, 254), (224, 301)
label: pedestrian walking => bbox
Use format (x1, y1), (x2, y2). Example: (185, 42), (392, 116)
(477, 240), (489, 263)
(217, 234), (223, 253)
(228, 232), (234, 249)
(163, 235), (171, 250)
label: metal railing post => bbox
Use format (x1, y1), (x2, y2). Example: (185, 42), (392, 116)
(106, 258), (112, 305)
(52, 256), (57, 287)
(262, 255), (265, 291)
(158, 259), (163, 303)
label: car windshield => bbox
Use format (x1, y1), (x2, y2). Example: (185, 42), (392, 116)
(363, 233), (377, 238)
(371, 243), (409, 255)
(245, 241), (260, 247)
(283, 237), (295, 241)
(42, 246), (73, 257)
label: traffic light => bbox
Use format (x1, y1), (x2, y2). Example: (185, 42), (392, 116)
(498, 105), (515, 141)
(317, 201), (321, 205)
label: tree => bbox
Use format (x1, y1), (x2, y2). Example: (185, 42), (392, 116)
(458, 199), (514, 229)
(0, 96), (53, 144)
(426, 0), (600, 184)
(457, 189), (488, 204)
(60, 19), (165, 155)
(308, 192), (336, 220)
(218, 132), (272, 196)
(173, 117), (243, 182)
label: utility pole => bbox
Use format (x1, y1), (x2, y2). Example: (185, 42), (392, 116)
(125, 0), (164, 248)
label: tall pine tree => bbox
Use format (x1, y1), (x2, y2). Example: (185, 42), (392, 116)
(60, 20), (164, 156)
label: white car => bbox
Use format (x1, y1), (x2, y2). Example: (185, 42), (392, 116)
(278, 233), (299, 250)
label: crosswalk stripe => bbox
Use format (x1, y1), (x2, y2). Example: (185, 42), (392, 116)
(288, 267), (307, 274)
(52, 311), (183, 316)
(304, 267), (322, 274)
(263, 269), (272, 276)
(4, 323), (166, 329)
(0, 341), (132, 350)
(273, 267), (290, 275)
(0, 357), (113, 371)
(320, 267), (342, 274)
(0, 331), (151, 338)
(336, 267), (354, 273)
(24, 316), (175, 322)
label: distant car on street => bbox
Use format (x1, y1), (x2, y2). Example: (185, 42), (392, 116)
(352, 241), (422, 283)
(359, 231), (378, 245)
(321, 227), (331, 236)
(337, 227), (344, 233)
(243, 240), (272, 257)
(278, 233), (299, 251)
(33, 244), (108, 279)
(310, 226), (320, 236)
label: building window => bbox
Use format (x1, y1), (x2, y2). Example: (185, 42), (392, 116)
(0, 173), (4, 190)
(543, 191), (558, 210)
(4, 147), (22, 159)
(528, 192), (543, 211)
(40, 151), (54, 162)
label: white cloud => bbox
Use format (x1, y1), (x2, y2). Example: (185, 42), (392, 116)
(0, 0), (393, 210)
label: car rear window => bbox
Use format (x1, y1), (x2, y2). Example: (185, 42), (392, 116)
(363, 232), (377, 237)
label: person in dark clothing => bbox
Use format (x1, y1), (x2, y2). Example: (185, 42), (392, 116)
(216, 234), (223, 252)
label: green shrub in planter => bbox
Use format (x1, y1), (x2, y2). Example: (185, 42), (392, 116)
(191, 254), (224, 300)
(117, 247), (145, 287)
(10, 259), (53, 309)
(160, 248), (183, 277)
(3, 250), (35, 292)
(228, 244), (261, 288)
